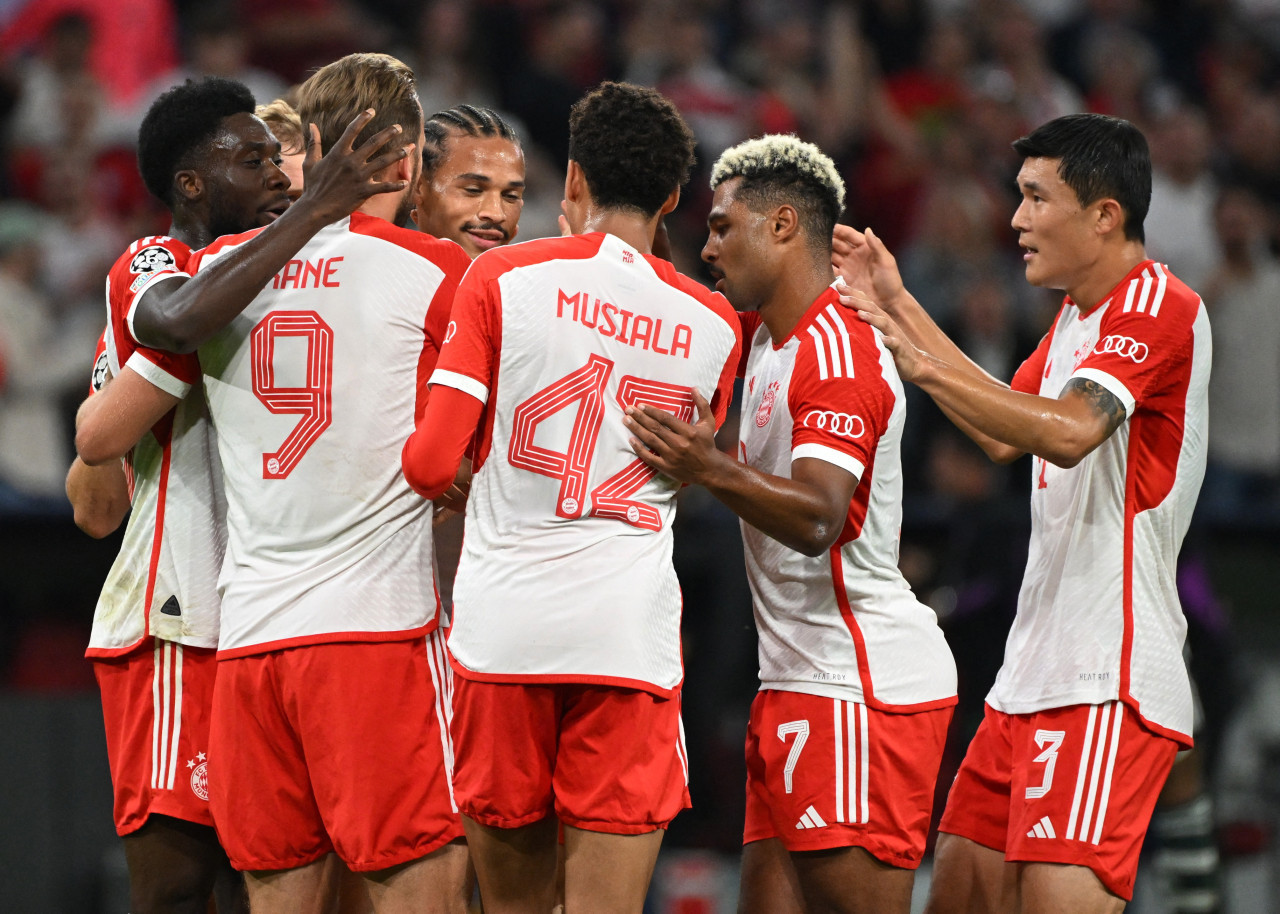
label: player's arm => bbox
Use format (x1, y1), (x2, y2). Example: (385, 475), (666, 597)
(65, 457), (130, 538)
(401, 386), (484, 500)
(133, 111), (412, 353)
(626, 390), (857, 557)
(855, 299), (1125, 467)
(75, 368), (182, 466)
(832, 224), (1027, 462)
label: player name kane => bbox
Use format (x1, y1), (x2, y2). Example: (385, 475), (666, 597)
(556, 289), (692, 359)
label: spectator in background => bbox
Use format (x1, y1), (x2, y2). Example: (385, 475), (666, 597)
(1199, 183), (1280, 516)
(0, 202), (94, 509)
(0, 0), (178, 108)
(1146, 103), (1219, 291)
(135, 8), (289, 128)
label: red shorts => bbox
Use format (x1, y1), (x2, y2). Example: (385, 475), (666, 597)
(94, 639), (218, 836)
(938, 702), (1178, 900)
(209, 632), (461, 872)
(743, 689), (951, 867)
(451, 677), (690, 835)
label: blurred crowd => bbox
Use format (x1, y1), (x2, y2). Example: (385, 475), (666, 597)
(0, 0), (1278, 521)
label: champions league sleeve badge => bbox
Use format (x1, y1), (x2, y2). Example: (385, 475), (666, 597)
(130, 245), (177, 275)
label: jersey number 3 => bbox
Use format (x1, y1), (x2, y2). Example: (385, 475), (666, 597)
(509, 354), (693, 530)
(251, 311), (334, 479)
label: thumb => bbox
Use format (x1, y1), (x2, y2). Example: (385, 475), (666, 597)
(692, 388), (713, 423)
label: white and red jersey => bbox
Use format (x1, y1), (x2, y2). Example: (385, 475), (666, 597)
(738, 289), (957, 711)
(990, 260), (1211, 744)
(191, 213), (469, 658)
(88, 235), (228, 657)
(431, 232), (741, 695)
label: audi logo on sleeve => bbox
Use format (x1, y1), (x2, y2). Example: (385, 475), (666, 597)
(802, 410), (865, 438)
(1096, 335), (1149, 363)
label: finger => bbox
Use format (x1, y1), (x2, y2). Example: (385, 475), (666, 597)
(355, 123), (405, 161)
(335, 108), (377, 153)
(623, 408), (670, 441)
(363, 143), (411, 176)
(636, 403), (692, 434)
(629, 436), (667, 469)
(361, 180), (410, 197)
(557, 213), (572, 237)
(304, 123), (322, 170)
(691, 389), (714, 425)
(624, 416), (672, 459)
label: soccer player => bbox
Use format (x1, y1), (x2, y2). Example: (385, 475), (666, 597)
(412, 104), (525, 259)
(622, 135), (957, 914)
(69, 76), (411, 914)
(842, 114), (1211, 913)
(256, 98), (306, 200)
(188, 53), (470, 914)
(401, 81), (741, 914)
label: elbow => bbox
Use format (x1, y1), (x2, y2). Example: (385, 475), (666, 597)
(401, 439), (454, 500)
(793, 517), (842, 557)
(73, 507), (120, 539)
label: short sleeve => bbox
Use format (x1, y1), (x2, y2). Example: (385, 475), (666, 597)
(788, 329), (893, 482)
(106, 238), (199, 393)
(430, 262), (499, 404)
(1011, 332), (1051, 395)
(1073, 305), (1192, 416)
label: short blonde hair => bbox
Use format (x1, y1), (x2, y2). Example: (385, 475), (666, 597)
(711, 134), (846, 248)
(294, 53), (421, 157)
(256, 98), (304, 155)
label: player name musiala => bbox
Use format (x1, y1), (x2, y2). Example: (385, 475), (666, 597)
(556, 289), (692, 359)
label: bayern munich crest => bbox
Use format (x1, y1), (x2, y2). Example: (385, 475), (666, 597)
(187, 751), (209, 801)
(754, 381), (780, 428)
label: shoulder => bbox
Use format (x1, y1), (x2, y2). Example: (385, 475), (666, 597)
(192, 226), (266, 267)
(469, 233), (606, 282)
(643, 255), (740, 329)
(110, 235), (191, 279)
(347, 213), (470, 276)
(1105, 261), (1202, 327)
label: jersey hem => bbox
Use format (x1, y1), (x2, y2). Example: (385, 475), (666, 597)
(792, 442), (865, 479)
(429, 368), (489, 404)
(125, 350), (193, 399)
(215, 622), (437, 660)
(759, 682), (957, 713)
(983, 697), (1192, 749)
(125, 271), (189, 342)
(449, 658), (680, 699)
(86, 635), (218, 659)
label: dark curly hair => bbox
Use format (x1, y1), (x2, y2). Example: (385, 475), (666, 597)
(137, 77), (257, 206)
(1013, 113), (1150, 243)
(423, 105), (520, 178)
(568, 82), (695, 217)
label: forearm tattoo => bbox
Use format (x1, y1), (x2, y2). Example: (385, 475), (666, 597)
(1063, 377), (1127, 435)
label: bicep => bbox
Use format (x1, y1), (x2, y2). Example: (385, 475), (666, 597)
(790, 455), (859, 528)
(1055, 376), (1128, 458)
(76, 367), (183, 464)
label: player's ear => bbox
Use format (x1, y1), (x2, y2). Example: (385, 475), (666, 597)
(1095, 197), (1125, 238)
(658, 185), (680, 217)
(772, 203), (801, 244)
(564, 160), (586, 204)
(397, 143), (417, 183)
(173, 170), (203, 204)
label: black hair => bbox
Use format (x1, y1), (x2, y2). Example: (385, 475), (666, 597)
(568, 82), (696, 217)
(136, 77), (256, 206)
(1012, 113), (1150, 243)
(422, 105), (520, 177)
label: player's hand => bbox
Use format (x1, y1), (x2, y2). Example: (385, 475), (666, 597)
(624, 390), (722, 485)
(297, 109), (412, 224)
(433, 457), (472, 520)
(846, 289), (929, 383)
(831, 224), (906, 314)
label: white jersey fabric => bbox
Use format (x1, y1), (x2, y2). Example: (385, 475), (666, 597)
(990, 260), (1210, 743)
(190, 213), (469, 657)
(431, 232), (741, 695)
(738, 290), (957, 711)
(88, 235), (227, 656)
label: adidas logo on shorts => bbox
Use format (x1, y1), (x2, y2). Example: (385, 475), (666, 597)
(1026, 816), (1057, 839)
(796, 806), (828, 829)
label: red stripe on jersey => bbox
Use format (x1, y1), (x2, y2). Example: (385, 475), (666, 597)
(829, 548), (876, 705)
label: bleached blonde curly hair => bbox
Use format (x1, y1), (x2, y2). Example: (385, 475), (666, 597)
(710, 134), (845, 249)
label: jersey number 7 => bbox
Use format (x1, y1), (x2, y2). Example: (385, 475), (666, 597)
(509, 354), (693, 531)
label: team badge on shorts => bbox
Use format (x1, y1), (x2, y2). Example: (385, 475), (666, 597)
(130, 245), (176, 275)
(186, 751), (209, 801)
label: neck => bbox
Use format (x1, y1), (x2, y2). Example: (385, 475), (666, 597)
(579, 206), (661, 254)
(357, 191), (404, 225)
(1068, 239), (1148, 313)
(759, 257), (836, 343)
(167, 213), (211, 250)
